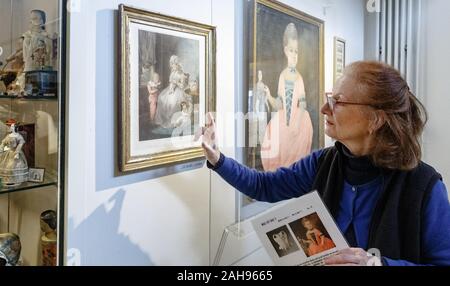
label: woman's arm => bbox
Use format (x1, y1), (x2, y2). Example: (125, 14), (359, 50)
(198, 112), (320, 203)
(208, 151), (322, 203)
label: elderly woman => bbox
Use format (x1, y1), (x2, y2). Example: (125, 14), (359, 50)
(199, 61), (450, 266)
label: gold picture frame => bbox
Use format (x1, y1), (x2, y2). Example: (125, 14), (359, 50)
(334, 37), (346, 84)
(246, 0), (325, 171)
(118, 4), (216, 172)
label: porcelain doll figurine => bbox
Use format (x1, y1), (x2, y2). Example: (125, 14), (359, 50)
(0, 233), (21, 266)
(0, 122), (29, 186)
(40, 210), (57, 266)
(22, 10), (53, 71)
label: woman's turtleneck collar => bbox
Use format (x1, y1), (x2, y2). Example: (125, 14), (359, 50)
(335, 142), (381, 186)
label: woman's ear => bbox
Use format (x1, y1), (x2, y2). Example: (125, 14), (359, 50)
(369, 110), (386, 134)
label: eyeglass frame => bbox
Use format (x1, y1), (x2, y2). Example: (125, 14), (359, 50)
(325, 92), (375, 111)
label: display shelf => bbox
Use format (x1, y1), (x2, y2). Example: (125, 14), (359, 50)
(0, 176), (57, 195)
(0, 94), (57, 100)
(0, 0), (66, 267)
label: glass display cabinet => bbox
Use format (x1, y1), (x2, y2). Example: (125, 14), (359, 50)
(0, 0), (66, 266)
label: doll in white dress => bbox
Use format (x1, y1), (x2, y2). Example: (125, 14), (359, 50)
(0, 123), (28, 186)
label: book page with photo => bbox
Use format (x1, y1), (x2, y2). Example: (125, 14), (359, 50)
(251, 191), (348, 266)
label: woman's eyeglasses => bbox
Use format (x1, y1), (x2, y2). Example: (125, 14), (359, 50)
(325, 92), (373, 111)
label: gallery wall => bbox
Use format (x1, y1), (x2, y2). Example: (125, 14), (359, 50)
(420, 0), (450, 191)
(66, 0), (365, 265)
(66, 0), (238, 266)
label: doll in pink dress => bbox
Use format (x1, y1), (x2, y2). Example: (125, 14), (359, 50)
(261, 23), (313, 171)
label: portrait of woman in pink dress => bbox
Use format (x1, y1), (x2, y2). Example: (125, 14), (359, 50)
(262, 23), (313, 171)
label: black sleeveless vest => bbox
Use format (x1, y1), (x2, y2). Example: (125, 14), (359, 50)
(311, 145), (442, 263)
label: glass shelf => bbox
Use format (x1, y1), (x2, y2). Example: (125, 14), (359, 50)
(0, 176), (57, 195)
(0, 94), (57, 100)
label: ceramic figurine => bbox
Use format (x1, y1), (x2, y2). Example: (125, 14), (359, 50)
(0, 121), (29, 186)
(0, 233), (21, 266)
(40, 210), (57, 266)
(22, 10), (54, 71)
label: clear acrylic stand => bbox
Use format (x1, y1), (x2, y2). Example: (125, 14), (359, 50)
(213, 215), (273, 266)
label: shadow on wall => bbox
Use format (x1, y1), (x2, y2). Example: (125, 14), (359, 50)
(94, 9), (204, 192)
(67, 189), (153, 266)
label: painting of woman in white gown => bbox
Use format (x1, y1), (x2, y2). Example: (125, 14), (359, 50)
(119, 5), (215, 172)
(138, 30), (199, 141)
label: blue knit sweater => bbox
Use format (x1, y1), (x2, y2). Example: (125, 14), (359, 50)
(210, 150), (450, 266)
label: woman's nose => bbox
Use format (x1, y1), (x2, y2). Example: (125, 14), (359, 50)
(320, 102), (331, 116)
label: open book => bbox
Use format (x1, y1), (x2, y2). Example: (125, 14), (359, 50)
(251, 191), (349, 266)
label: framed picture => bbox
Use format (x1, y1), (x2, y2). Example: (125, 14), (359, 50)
(334, 37), (346, 84)
(240, 0), (324, 213)
(246, 0), (324, 172)
(118, 5), (216, 172)
(28, 168), (45, 183)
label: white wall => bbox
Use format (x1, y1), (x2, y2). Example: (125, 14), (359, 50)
(66, 0), (237, 266)
(66, 0), (365, 265)
(420, 0), (450, 187)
